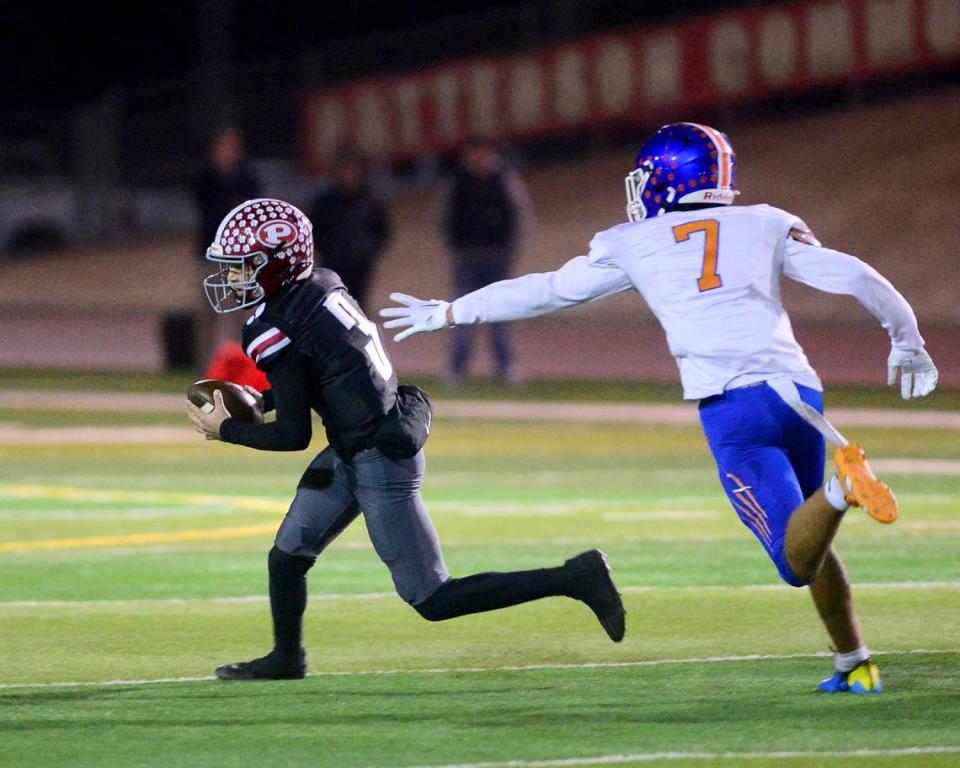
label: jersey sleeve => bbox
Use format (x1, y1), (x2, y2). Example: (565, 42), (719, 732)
(242, 318), (292, 372)
(450, 230), (634, 325)
(219, 349), (313, 451)
(783, 239), (924, 349)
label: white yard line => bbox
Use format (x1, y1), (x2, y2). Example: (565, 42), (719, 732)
(901, 520), (960, 530)
(2, 581), (957, 609)
(0, 391), (184, 412)
(624, 581), (960, 593)
(438, 400), (960, 430)
(0, 648), (956, 692)
(0, 425), (195, 445)
(1, 390), (959, 430)
(603, 510), (721, 521)
(870, 459), (960, 475)
(458, 507), (576, 517)
(387, 746), (960, 768)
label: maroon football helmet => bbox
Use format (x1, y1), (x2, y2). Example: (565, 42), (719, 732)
(204, 198), (314, 313)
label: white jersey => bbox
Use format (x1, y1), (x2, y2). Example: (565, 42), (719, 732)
(449, 204), (924, 400)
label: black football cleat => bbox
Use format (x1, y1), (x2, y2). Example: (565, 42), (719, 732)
(564, 549), (626, 642)
(215, 648), (307, 681)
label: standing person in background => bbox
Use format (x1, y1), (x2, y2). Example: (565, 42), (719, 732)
(195, 126), (260, 254)
(441, 137), (531, 384)
(193, 126), (261, 368)
(308, 151), (391, 312)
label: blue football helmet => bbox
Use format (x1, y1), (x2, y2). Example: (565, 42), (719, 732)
(625, 122), (739, 221)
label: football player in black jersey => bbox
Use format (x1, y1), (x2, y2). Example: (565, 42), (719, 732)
(187, 198), (625, 680)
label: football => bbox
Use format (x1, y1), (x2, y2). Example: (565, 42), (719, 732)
(187, 379), (264, 425)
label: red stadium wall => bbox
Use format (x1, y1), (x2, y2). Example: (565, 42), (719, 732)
(301, 0), (960, 171)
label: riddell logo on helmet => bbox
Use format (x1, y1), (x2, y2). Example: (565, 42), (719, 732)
(257, 220), (299, 248)
(703, 190), (735, 203)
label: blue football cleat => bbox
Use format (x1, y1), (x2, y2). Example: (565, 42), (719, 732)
(818, 660), (883, 694)
(818, 670), (849, 693)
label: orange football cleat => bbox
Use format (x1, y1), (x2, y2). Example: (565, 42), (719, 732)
(835, 444), (899, 523)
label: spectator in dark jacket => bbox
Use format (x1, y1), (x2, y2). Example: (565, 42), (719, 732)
(193, 126), (260, 368)
(441, 138), (531, 383)
(309, 152), (391, 311)
(194, 126), (260, 256)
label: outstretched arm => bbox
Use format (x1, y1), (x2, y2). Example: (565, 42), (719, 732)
(381, 243), (633, 341)
(783, 239), (938, 398)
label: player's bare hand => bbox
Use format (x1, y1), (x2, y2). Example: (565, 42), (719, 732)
(242, 385), (265, 411)
(186, 389), (232, 440)
(379, 292), (453, 341)
(887, 347), (938, 399)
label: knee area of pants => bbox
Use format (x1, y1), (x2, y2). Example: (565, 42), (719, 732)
(268, 545), (315, 579)
(411, 582), (452, 622)
(413, 602), (445, 622)
(775, 554), (810, 588)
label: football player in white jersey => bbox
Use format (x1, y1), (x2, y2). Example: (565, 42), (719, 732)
(380, 123), (939, 694)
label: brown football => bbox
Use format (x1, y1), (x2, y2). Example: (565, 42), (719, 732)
(187, 379), (264, 425)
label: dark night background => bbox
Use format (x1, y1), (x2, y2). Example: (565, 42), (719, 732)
(2, 1), (756, 112)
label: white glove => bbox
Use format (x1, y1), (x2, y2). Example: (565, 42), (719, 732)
(379, 292), (452, 342)
(887, 347), (938, 399)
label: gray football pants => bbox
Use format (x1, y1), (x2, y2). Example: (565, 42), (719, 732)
(274, 445), (450, 605)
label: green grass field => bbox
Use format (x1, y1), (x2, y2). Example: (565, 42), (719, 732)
(1, 382), (958, 767)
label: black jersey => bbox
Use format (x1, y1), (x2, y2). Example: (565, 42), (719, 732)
(220, 269), (398, 458)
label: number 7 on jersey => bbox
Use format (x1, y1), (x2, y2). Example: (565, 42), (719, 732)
(673, 219), (722, 292)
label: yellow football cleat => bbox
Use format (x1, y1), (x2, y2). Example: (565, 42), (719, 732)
(846, 660), (884, 693)
(818, 660), (883, 694)
(835, 443), (898, 523)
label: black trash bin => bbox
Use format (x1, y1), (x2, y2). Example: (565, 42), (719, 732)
(161, 312), (196, 371)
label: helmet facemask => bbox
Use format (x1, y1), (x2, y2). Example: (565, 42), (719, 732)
(625, 160), (676, 222)
(625, 163), (650, 222)
(203, 245), (271, 314)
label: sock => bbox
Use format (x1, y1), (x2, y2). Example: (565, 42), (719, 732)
(267, 546), (315, 655)
(835, 645), (870, 673)
(414, 567), (571, 621)
(824, 474), (850, 512)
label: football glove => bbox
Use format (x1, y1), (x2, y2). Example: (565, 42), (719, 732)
(887, 347), (938, 399)
(379, 293), (452, 342)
